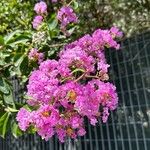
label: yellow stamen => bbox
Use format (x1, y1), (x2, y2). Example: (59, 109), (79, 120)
(66, 128), (73, 136)
(68, 90), (77, 102)
(41, 111), (51, 117)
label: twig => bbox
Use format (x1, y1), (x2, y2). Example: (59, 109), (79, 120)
(74, 73), (85, 82)
(60, 77), (74, 83)
(71, 68), (85, 75)
(60, 68), (85, 83)
(67, 0), (74, 6)
(85, 75), (99, 79)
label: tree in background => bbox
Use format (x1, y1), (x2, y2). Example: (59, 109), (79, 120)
(78, 0), (150, 36)
(0, 0), (149, 36)
(0, 0), (34, 34)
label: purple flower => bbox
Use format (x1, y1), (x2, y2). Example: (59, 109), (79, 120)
(57, 6), (78, 29)
(77, 128), (86, 136)
(38, 125), (54, 140)
(110, 26), (123, 38)
(28, 48), (44, 64)
(58, 46), (95, 76)
(39, 59), (58, 73)
(17, 27), (122, 142)
(90, 117), (98, 126)
(34, 1), (47, 14)
(97, 62), (110, 73)
(70, 116), (83, 129)
(102, 107), (110, 123)
(16, 108), (31, 131)
(32, 15), (43, 29)
(32, 105), (60, 128)
(27, 70), (59, 105)
(56, 128), (66, 142)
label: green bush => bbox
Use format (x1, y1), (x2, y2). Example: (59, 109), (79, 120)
(0, 0), (34, 34)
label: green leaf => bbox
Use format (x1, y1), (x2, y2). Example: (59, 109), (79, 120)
(4, 30), (21, 44)
(11, 122), (23, 138)
(0, 59), (6, 66)
(14, 54), (25, 67)
(4, 30), (31, 47)
(3, 89), (15, 107)
(73, 1), (79, 10)
(0, 35), (4, 45)
(27, 125), (36, 134)
(23, 104), (32, 111)
(14, 54), (29, 76)
(1, 79), (16, 107)
(13, 53), (23, 63)
(0, 112), (10, 138)
(48, 19), (58, 31)
(68, 26), (77, 35)
(20, 56), (29, 75)
(0, 77), (9, 94)
(8, 39), (29, 47)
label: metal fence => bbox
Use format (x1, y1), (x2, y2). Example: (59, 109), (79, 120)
(0, 31), (150, 150)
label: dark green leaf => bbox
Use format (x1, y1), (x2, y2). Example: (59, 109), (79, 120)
(73, 1), (79, 10)
(0, 112), (10, 138)
(14, 53), (23, 63)
(0, 77), (9, 94)
(1, 79), (15, 107)
(3, 89), (15, 107)
(20, 56), (29, 75)
(48, 19), (58, 31)
(27, 125), (36, 134)
(14, 55), (25, 67)
(8, 39), (29, 47)
(4, 30), (21, 44)
(11, 122), (23, 138)
(23, 104), (32, 111)
(0, 35), (4, 45)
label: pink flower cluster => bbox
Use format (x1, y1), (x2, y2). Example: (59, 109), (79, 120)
(28, 48), (44, 64)
(34, 1), (47, 15)
(17, 27), (122, 142)
(32, 16), (43, 29)
(57, 6), (78, 33)
(32, 1), (47, 29)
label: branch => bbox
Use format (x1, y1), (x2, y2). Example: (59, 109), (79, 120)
(85, 75), (99, 79)
(74, 73), (85, 82)
(67, 0), (74, 6)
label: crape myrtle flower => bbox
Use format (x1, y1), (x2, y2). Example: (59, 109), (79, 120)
(28, 48), (44, 64)
(34, 1), (47, 15)
(57, 6), (78, 35)
(32, 15), (43, 29)
(17, 27), (122, 142)
(16, 108), (31, 131)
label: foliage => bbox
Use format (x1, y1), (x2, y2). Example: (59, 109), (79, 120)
(78, 0), (150, 36)
(0, 0), (34, 34)
(1, 0), (150, 36)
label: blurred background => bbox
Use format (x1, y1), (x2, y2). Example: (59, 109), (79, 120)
(0, 0), (150, 36)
